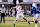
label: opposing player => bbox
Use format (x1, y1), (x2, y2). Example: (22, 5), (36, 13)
(13, 0), (31, 26)
(31, 3), (40, 27)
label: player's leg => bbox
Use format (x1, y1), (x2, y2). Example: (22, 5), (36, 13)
(34, 18), (38, 27)
(21, 13), (31, 24)
(35, 20), (38, 27)
(14, 14), (19, 26)
(12, 13), (13, 17)
(3, 13), (5, 24)
(23, 18), (30, 24)
(1, 16), (2, 23)
(14, 18), (18, 26)
(34, 14), (39, 27)
(3, 16), (5, 23)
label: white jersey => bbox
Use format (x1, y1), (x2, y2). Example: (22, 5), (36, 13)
(16, 6), (22, 14)
(1, 8), (6, 13)
(13, 6), (24, 19)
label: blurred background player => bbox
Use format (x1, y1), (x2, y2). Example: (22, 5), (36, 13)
(11, 7), (15, 18)
(31, 3), (40, 27)
(13, 0), (31, 26)
(27, 9), (31, 15)
(6, 8), (8, 17)
(0, 5), (6, 24)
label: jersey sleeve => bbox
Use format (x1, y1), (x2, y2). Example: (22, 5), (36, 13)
(20, 6), (22, 10)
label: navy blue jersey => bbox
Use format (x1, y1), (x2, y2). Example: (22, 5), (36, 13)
(31, 6), (39, 14)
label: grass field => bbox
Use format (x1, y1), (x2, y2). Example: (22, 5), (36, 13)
(0, 17), (40, 27)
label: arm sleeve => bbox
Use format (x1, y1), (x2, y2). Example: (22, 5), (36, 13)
(20, 6), (22, 9)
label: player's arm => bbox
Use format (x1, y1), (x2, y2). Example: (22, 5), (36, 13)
(20, 9), (23, 13)
(20, 6), (23, 13)
(11, 7), (15, 9)
(0, 10), (1, 14)
(21, 9), (23, 10)
(13, 7), (16, 9)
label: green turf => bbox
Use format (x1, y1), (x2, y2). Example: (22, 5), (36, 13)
(0, 17), (40, 27)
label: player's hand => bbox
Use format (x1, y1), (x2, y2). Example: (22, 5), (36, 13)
(21, 9), (23, 10)
(11, 7), (13, 9)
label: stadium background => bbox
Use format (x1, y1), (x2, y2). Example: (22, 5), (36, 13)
(0, 0), (40, 17)
(0, 0), (40, 27)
